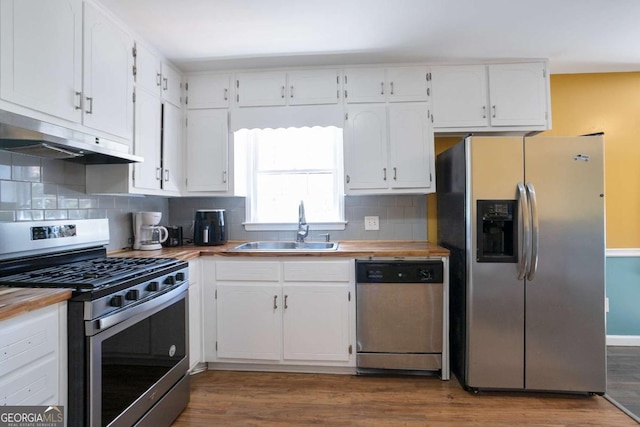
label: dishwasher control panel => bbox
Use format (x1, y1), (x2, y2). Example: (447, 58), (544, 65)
(356, 260), (444, 283)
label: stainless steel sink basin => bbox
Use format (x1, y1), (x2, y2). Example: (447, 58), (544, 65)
(232, 241), (339, 251)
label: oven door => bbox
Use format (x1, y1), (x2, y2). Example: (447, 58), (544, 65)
(88, 285), (189, 427)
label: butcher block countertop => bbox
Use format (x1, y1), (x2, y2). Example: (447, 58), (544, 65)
(0, 287), (71, 322)
(109, 240), (450, 261)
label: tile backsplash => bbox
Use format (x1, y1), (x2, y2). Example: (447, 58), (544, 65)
(0, 152), (168, 251)
(0, 152), (428, 251)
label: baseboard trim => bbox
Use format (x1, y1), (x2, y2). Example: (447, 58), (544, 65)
(207, 362), (356, 375)
(606, 248), (640, 257)
(607, 335), (640, 346)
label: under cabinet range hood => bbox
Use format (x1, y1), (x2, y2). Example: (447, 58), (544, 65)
(0, 110), (143, 164)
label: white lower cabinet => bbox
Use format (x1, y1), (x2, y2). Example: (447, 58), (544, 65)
(208, 258), (355, 369)
(188, 259), (203, 371)
(0, 303), (66, 407)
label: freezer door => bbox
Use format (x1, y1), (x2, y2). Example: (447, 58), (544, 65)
(467, 136), (526, 389)
(524, 135), (606, 393)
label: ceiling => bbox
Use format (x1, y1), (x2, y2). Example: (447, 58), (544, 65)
(98, 0), (640, 74)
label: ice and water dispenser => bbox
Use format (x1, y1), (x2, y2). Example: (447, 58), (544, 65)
(476, 200), (517, 263)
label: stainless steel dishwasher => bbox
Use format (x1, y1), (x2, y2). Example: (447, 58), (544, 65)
(356, 259), (449, 380)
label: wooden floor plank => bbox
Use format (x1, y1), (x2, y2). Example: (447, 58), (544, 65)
(172, 371), (637, 426)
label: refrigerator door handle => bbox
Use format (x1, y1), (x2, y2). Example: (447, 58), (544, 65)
(526, 183), (539, 280)
(517, 182), (531, 280)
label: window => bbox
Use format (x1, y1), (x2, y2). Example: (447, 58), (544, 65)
(234, 126), (345, 230)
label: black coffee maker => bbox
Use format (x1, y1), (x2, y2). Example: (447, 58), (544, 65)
(194, 209), (227, 245)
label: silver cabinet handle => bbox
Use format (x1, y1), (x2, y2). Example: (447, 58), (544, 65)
(222, 171), (227, 183)
(517, 182), (531, 280)
(224, 88), (228, 101)
(156, 167), (162, 181)
(346, 174), (350, 184)
(393, 167), (397, 180)
(383, 168), (387, 181)
(290, 85), (294, 98)
(164, 169), (170, 182)
(74, 91), (82, 110)
(85, 96), (93, 114)
(526, 183), (539, 280)
(156, 72), (162, 86)
(492, 105), (496, 118)
(482, 106), (486, 119)
(163, 77), (168, 91)
(284, 295), (288, 309)
(273, 295), (278, 309)
(281, 86), (285, 98)
(427, 87), (430, 97)
(390, 81), (394, 95)
(380, 82), (384, 95)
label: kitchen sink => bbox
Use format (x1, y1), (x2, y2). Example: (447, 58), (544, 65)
(232, 241), (339, 251)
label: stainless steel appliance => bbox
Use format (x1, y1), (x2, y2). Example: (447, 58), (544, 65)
(356, 259), (449, 379)
(193, 209), (226, 246)
(0, 219), (190, 426)
(133, 211), (169, 250)
(436, 134), (606, 394)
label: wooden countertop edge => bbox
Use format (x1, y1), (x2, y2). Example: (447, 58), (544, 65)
(0, 287), (72, 322)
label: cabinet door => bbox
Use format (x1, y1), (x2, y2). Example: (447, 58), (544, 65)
(185, 109), (229, 192)
(216, 283), (281, 360)
(162, 102), (183, 193)
(83, 2), (133, 140)
(186, 74), (230, 109)
(236, 71), (287, 107)
(344, 68), (386, 103)
(282, 284), (350, 362)
(430, 65), (488, 128)
(387, 66), (429, 102)
(287, 69), (339, 105)
(345, 105), (388, 190)
(0, 0), (82, 123)
(133, 87), (161, 190)
(488, 63), (548, 127)
(388, 103), (433, 190)
(161, 62), (182, 106)
(135, 43), (161, 95)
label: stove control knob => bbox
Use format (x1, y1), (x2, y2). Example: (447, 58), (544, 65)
(110, 295), (124, 307)
(176, 272), (186, 282)
(147, 281), (160, 292)
(125, 289), (140, 301)
(164, 275), (176, 285)
(418, 269), (432, 281)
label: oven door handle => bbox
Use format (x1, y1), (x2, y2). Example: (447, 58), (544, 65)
(94, 282), (188, 333)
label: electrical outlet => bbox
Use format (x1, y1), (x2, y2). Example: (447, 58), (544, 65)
(364, 216), (379, 231)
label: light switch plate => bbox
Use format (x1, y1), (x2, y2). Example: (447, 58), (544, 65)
(364, 216), (379, 231)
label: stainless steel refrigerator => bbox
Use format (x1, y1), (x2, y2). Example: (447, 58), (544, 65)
(437, 135), (606, 394)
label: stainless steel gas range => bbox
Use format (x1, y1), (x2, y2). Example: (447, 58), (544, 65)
(0, 219), (190, 427)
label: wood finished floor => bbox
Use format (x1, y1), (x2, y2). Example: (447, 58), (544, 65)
(607, 346), (640, 420)
(172, 370), (637, 426)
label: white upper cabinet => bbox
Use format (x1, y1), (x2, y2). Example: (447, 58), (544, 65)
(83, 1), (133, 140)
(161, 62), (182, 106)
(287, 69), (340, 105)
(235, 69), (340, 107)
(345, 103), (434, 194)
(431, 65), (488, 128)
(133, 86), (162, 191)
(186, 74), (231, 109)
(236, 71), (287, 107)
(185, 109), (229, 192)
(488, 63), (548, 127)
(344, 66), (429, 103)
(161, 102), (183, 193)
(0, 0), (83, 123)
(431, 62), (550, 131)
(134, 42), (162, 95)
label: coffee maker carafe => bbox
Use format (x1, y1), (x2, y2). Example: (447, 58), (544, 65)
(133, 212), (168, 250)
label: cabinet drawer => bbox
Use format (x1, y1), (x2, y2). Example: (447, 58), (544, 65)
(0, 305), (58, 376)
(216, 261), (280, 281)
(283, 261), (352, 282)
(0, 355), (57, 405)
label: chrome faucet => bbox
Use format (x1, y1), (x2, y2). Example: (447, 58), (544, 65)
(296, 200), (309, 242)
